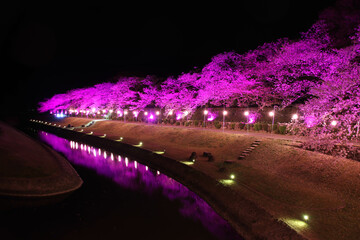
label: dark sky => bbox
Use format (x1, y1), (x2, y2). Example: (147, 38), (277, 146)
(0, 1), (337, 116)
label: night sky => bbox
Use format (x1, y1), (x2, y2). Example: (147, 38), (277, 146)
(0, 2), (337, 118)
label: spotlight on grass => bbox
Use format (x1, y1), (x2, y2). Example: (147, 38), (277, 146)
(116, 137), (123, 142)
(303, 214), (309, 222)
(230, 174), (235, 180)
(134, 141), (143, 147)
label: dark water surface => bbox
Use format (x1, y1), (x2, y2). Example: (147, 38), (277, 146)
(0, 130), (242, 240)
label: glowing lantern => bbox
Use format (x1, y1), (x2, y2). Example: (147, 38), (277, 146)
(204, 110), (208, 115)
(156, 111), (160, 115)
(269, 111), (274, 117)
(331, 120), (337, 126)
(303, 215), (309, 221)
(230, 174), (235, 180)
(292, 114), (298, 120)
(169, 110), (173, 115)
(144, 111), (148, 116)
(223, 110), (228, 116)
(244, 111), (249, 116)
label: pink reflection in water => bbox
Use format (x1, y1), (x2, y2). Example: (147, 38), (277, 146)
(38, 131), (240, 240)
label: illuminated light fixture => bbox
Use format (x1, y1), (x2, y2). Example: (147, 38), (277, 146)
(134, 141), (143, 147)
(102, 109), (106, 113)
(97, 111), (100, 114)
(230, 174), (235, 180)
(144, 111), (148, 116)
(87, 131), (93, 135)
(244, 111), (249, 116)
(292, 114), (299, 120)
(98, 148), (101, 155)
(92, 108), (96, 112)
(93, 149), (97, 157)
(223, 110), (228, 116)
(111, 153), (114, 161)
(303, 215), (309, 221)
(103, 151), (107, 159)
(78, 129), (83, 132)
(109, 109), (113, 113)
(100, 134), (106, 138)
(118, 155), (122, 162)
(157, 170), (160, 175)
(269, 111), (274, 117)
(183, 111), (189, 116)
(149, 114), (154, 120)
(117, 110), (121, 114)
(116, 137), (123, 142)
(124, 110), (128, 115)
(331, 120), (337, 126)
(204, 110), (208, 115)
(169, 110), (173, 115)
(125, 157), (128, 167)
(145, 166), (148, 171)
(156, 111), (160, 115)
(134, 161), (138, 169)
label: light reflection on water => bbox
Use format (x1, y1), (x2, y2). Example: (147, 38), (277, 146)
(38, 131), (241, 240)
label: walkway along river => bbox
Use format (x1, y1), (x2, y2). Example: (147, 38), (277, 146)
(0, 129), (242, 240)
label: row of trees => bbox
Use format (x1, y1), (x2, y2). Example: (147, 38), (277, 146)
(39, 21), (360, 145)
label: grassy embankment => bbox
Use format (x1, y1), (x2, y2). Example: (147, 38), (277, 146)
(51, 117), (360, 240)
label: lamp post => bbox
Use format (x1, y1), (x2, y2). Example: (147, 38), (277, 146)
(223, 110), (227, 132)
(204, 109), (208, 128)
(124, 110), (128, 122)
(156, 110), (160, 124)
(244, 111), (249, 132)
(269, 105), (278, 133)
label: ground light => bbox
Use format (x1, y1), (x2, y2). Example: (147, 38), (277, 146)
(303, 214), (309, 221)
(134, 141), (143, 147)
(230, 174), (235, 180)
(115, 137), (123, 142)
(331, 120), (337, 126)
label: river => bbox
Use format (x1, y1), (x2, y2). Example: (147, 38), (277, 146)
(0, 129), (242, 240)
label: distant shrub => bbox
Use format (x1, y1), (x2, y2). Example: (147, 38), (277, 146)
(199, 121), (203, 127)
(254, 123), (262, 131)
(214, 121), (222, 129)
(194, 120), (199, 126)
(230, 123), (236, 130)
(238, 122), (245, 129)
(245, 123), (253, 131)
(185, 121), (191, 126)
(279, 125), (287, 134)
(176, 121), (180, 126)
(271, 124), (279, 133)
(262, 123), (269, 132)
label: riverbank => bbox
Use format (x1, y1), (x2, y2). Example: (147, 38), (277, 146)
(31, 117), (360, 240)
(0, 121), (83, 206)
